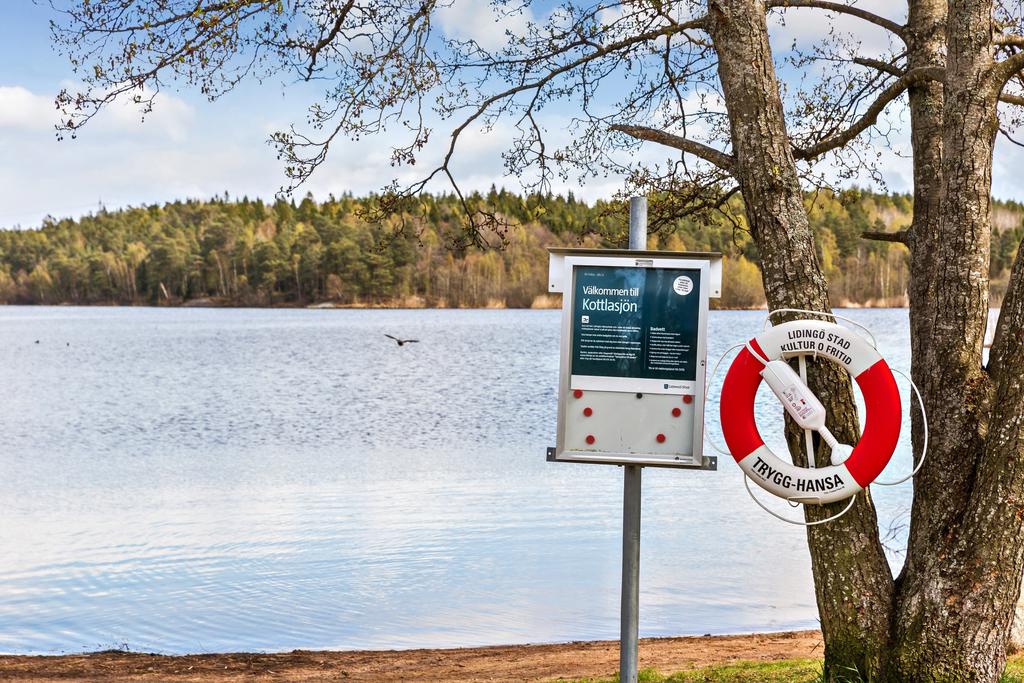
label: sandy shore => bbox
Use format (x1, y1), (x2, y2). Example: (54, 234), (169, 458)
(0, 630), (821, 682)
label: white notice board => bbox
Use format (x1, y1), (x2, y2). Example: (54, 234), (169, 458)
(550, 250), (720, 468)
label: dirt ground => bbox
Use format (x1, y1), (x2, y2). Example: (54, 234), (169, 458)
(0, 630), (821, 682)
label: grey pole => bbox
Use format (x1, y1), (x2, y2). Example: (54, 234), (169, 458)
(620, 196), (647, 683)
(621, 465), (642, 683)
(628, 197), (648, 250)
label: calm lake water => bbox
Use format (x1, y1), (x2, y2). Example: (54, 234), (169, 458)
(0, 307), (921, 655)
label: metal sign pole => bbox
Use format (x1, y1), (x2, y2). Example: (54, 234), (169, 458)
(620, 196), (647, 683)
(621, 464), (641, 683)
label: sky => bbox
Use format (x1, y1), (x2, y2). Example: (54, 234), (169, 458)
(2, 1), (1024, 229)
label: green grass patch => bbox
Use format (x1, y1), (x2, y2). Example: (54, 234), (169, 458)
(571, 655), (1024, 683)
(571, 659), (824, 683)
(1003, 656), (1024, 682)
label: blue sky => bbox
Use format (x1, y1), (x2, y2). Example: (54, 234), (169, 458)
(2, 1), (1023, 229)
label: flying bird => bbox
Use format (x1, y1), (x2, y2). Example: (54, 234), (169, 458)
(385, 334), (419, 346)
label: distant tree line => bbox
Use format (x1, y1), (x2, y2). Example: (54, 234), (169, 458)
(0, 188), (1019, 309)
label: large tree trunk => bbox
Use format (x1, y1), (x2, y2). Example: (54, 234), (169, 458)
(887, 0), (1018, 678)
(706, 0), (1024, 679)
(706, 1), (894, 677)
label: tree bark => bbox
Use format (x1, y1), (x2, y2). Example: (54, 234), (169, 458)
(887, 0), (949, 670)
(887, 0), (1012, 678)
(706, 1), (894, 678)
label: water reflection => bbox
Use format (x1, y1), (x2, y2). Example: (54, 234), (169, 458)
(0, 307), (917, 654)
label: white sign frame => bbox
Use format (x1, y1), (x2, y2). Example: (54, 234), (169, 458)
(552, 253), (717, 468)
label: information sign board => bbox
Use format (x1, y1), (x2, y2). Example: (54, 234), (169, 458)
(550, 251), (720, 468)
(571, 265), (702, 394)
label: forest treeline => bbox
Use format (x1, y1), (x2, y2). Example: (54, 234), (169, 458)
(0, 187), (1021, 309)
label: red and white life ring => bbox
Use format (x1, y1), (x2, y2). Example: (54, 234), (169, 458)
(720, 320), (902, 504)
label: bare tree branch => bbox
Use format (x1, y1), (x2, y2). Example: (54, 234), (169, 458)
(766, 0), (906, 40)
(794, 66), (943, 160)
(996, 49), (1024, 84)
(862, 229), (909, 244)
(853, 57), (905, 77)
(293, 0), (357, 80)
(995, 34), (1024, 47)
(998, 126), (1024, 148)
(609, 124), (736, 171)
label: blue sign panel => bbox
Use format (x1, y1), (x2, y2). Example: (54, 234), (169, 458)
(570, 265), (701, 390)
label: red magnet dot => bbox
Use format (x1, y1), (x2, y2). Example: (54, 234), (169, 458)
(672, 407), (682, 417)
(583, 407), (593, 417)
(656, 433), (667, 443)
(682, 395), (693, 404)
(573, 389), (584, 399)
(585, 434), (596, 445)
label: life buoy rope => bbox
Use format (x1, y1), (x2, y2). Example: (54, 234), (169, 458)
(720, 319), (903, 505)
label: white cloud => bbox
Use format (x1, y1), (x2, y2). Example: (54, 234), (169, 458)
(436, 1), (533, 51)
(0, 86), (58, 130)
(0, 85), (249, 228)
(102, 88), (195, 143)
(0, 82), (194, 142)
